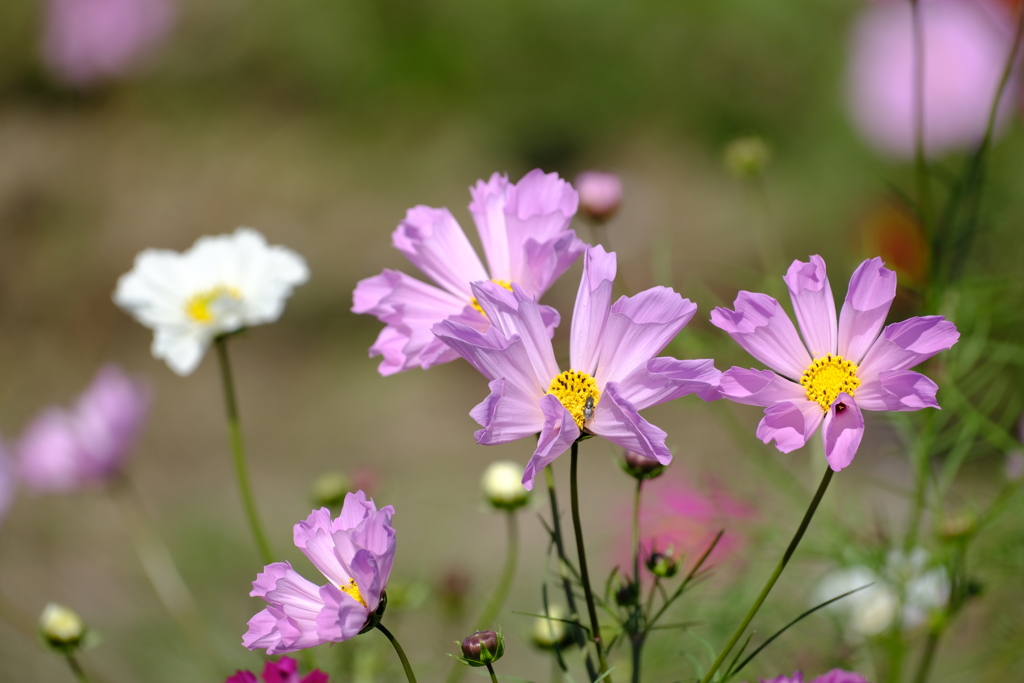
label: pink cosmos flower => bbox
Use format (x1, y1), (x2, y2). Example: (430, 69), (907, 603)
(226, 656), (328, 683)
(243, 492), (396, 654)
(352, 170), (584, 375)
(712, 256), (959, 471)
(756, 671), (867, 683)
(18, 365), (149, 491)
(433, 245), (721, 490)
(847, 0), (1016, 159)
(575, 171), (623, 222)
(42, 0), (176, 88)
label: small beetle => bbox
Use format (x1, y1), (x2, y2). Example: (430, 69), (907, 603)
(583, 395), (595, 423)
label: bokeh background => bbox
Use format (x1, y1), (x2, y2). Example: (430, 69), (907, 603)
(1, 0), (1023, 681)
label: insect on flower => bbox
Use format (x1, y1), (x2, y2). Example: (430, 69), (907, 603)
(583, 395), (596, 423)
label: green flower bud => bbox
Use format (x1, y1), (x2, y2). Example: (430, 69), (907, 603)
(646, 549), (679, 578)
(40, 603), (85, 651)
(614, 580), (639, 607)
(482, 461), (530, 511)
(310, 472), (351, 509)
(723, 136), (771, 179)
(457, 628), (505, 667)
(531, 606), (573, 650)
(619, 450), (666, 481)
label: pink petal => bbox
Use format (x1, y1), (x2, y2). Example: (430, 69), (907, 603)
(293, 509), (350, 586)
(432, 320), (547, 397)
(822, 394), (864, 471)
(857, 315), (959, 382)
(469, 173), (513, 281)
(596, 287), (698, 386)
(588, 382), (673, 464)
(570, 245), (616, 374)
(810, 670), (869, 683)
(301, 672), (330, 683)
(711, 292), (811, 380)
(522, 230), (586, 296)
(522, 394), (580, 491)
(18, 408), (85, 492)
(855, 370), (939, 411)
(472, 281), (559, 383)
(784, 255), (837, 358)
(226, 671), (258, 683)
(756, 400), (825, 453)
(347, 549), (386, 611)
(336, 491), (374, 531)
(719, 367), (807, 407)
(471, 377), (546, 445)
(244, 563), (325, 654)
(837, 257), (897, 363)
(392, 206), (488, 299)
(315, 584), (372, 644)
(614, 358), (722, 410)
(261, 657), (298, 683)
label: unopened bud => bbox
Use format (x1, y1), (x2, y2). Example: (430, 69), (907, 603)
(310, 472), (351, 509)
(458, 629), (504, 666)
(482, 461), (530, 511)
(939, 512), (976, 541)
(39, 603), (85, 649)
(619, 450), (666, 481)
(576, 171), (622, 223)
(614, 580), (639, 607)
(646, 551), (679, 578)
(531, 606), (572, 650)
(723, 136), (771, 179)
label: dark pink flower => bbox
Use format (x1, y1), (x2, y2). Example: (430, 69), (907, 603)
(225, 656), (329, 683)
(18, 365), (149, 491)
(754, 671), (867, 683)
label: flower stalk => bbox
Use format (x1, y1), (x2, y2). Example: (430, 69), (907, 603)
(698, 466), (835, 683)
(215, 335), (274, 565)
(376, 622), (418, 683)
(65, 654), (91, 683)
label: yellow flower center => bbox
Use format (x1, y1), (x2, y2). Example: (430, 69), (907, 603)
(800, 354), (860, 412)
(470, 280), (515, 315)
(340, 578), (367, 608)
(547, 370), (601, 430)
(184, 285), (241, 323)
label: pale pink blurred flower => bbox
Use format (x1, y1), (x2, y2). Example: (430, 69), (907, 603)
(0, 442), (16, 525)
(847, 0), (1017, 159)
(575, 171), (623, 222)
(42, 0), (176, 88)
(18, 365), (149, 491)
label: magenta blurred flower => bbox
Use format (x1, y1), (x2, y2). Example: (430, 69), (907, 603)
(18, 365), (149, 491)
(226, 656), (328, 683)
(243, 492), (396, 654)
(433, 245), (721, 490)
(712, 256), (959, 471)
(41, 0), (176, 88)
(847, 0), (1016, 159)
(352, 169), (584, 376)
(575, 171), (623, 222)
(756, 672), (867, 683)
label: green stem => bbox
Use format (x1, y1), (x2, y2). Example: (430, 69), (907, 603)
(909, 0), (933, 229)
(570, 441), (612, 682)
(631, 479), (643, 683)
(911, 627), (943, 683)
(376, 622), (418, 683)
(544, 465), (599, 681)
(699, 466), (835, 683)
(486, 662), (500, 683)
(65, 654), (91, 683)
(215, 336), (274, 565)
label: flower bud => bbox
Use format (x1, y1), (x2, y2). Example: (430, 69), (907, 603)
(531, 606), (572, 650)
(39, 603), (85, 649)
(575, 171), (622, 223)
(481, 461), (530, 511)
(614, 580), (639, 607)
(723, 136), (771, 179)
(311, 472), (351, 509)
(459, 629), (504, 667)
(619, 450), (666, 481)
(646, 551), (679, 578)
(938, 511), (976, 541)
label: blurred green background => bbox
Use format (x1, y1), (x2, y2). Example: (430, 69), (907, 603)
(0, 0), (1023, 681)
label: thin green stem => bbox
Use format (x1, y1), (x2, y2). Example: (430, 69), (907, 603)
(376, 622), (418, 683)
(699, 466), (835, 683)
(486, 662), (500, 683)
(631, 479), (643, 683)
(65, 654), (91, 683)
(215, 336), (274, 565)
(544, 465), (599, 681)
(570, 441), (612, 682)
(911, 627), (943, 683)
(909, 0), (933, 229)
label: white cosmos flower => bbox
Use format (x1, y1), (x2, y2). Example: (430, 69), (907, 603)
(114, 228), (309, 375)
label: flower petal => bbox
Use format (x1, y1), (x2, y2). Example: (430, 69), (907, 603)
(711, 292), (811, 380)
(822, 394), (864, 471)
(261, 657), (298, 683)
(469, 173), (514, 281)
(596, 287), (698, 386)
(855, 370), (940, 411)
(784, 255), (837, 359)
(718, 367), (808, 407)
(315, 584), (372, 644)
(472, 281), (559, 383)
(756, 400), (825, 453)
(614, 358), (722, 410)
(570, 245), (616, 374)
(522, 231), (587, 296)
(588, 382), (673, 464)
(226, 671), (258, 683)
(432, 320), (546, 397)
(392, 206), (488, 299)
(294, 509), (351, 586)
(471, 377), (547, 445)
(837, 257), (897, 362)
(857, 316), (959, 382)
(522, 394), (580, 491)
(245, 562), (325, 654)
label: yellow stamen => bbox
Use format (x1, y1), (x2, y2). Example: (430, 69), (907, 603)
(340, 578), (367, 608)
(184, 285), (241, 323)
(800, 354), (860, 412)
(547, 369), (600, 430)
(470, 280), (515, 315)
